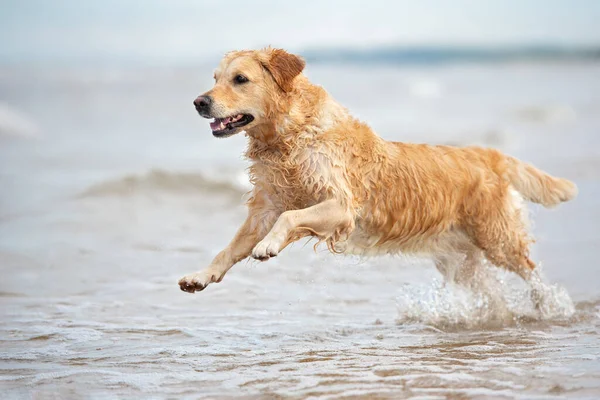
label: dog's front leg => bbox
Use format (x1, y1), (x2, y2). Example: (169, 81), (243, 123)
(178, 205), (278, 293)
(252, 199), (355, 261)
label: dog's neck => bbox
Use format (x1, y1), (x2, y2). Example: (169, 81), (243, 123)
(245, 76), (347, 159)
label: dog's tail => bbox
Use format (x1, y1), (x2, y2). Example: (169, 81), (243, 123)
(506, 157), (577, 208)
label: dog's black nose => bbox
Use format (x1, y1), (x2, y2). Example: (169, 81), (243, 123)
(194, 95), (212, 110)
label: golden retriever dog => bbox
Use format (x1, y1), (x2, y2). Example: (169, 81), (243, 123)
(179, 47), (577, 294)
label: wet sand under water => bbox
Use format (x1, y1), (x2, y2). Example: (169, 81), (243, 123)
(1, 63), (600, 398)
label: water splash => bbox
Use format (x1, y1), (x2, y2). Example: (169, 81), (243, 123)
(396, 265), (575, 330)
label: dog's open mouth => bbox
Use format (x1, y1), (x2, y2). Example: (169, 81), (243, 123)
(209, 114), (254, 137)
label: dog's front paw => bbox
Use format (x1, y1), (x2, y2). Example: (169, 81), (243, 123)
(252, 236), (282, 261)
(178, 270), (220, 293)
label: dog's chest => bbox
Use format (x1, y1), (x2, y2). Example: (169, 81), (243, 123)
(250, 149), (332, 210)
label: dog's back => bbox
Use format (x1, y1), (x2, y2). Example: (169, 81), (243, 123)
(337, 135), (576, 279)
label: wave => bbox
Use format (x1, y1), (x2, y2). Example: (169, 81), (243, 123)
(304, 45), (600, 66)
(514, 104), (577, 123)
(0, 102), (39, 138)
(78, 169), (249, 198)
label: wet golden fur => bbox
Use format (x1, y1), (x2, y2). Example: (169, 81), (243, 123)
(179, 48), (577, 293)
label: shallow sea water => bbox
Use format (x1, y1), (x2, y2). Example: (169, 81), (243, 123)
(1, 62), (600, 399)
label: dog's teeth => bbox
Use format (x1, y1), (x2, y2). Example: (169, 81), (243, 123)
(209, 114), (247, 132)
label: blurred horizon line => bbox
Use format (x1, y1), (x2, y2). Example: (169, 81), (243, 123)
(303, 44), (600, 66)
(1, 43), (599, 69)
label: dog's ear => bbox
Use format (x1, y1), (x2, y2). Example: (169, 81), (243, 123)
(261, 48), (305, 92)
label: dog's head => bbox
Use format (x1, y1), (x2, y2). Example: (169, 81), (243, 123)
(193, 48), (305, 138)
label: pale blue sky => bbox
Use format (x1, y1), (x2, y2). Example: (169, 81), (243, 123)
(1, 0), (599, 64)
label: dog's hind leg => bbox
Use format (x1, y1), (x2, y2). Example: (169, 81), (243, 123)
(435, 248), (512, 314)
(251, 199), (355, 261)
(465, 196), (547, 308)
(468, 215), (535, 282)
(465, 186), (536, 281)
(434, 248), (483, 288)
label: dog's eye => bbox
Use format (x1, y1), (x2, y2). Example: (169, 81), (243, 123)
(234, 74), (249, 84)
